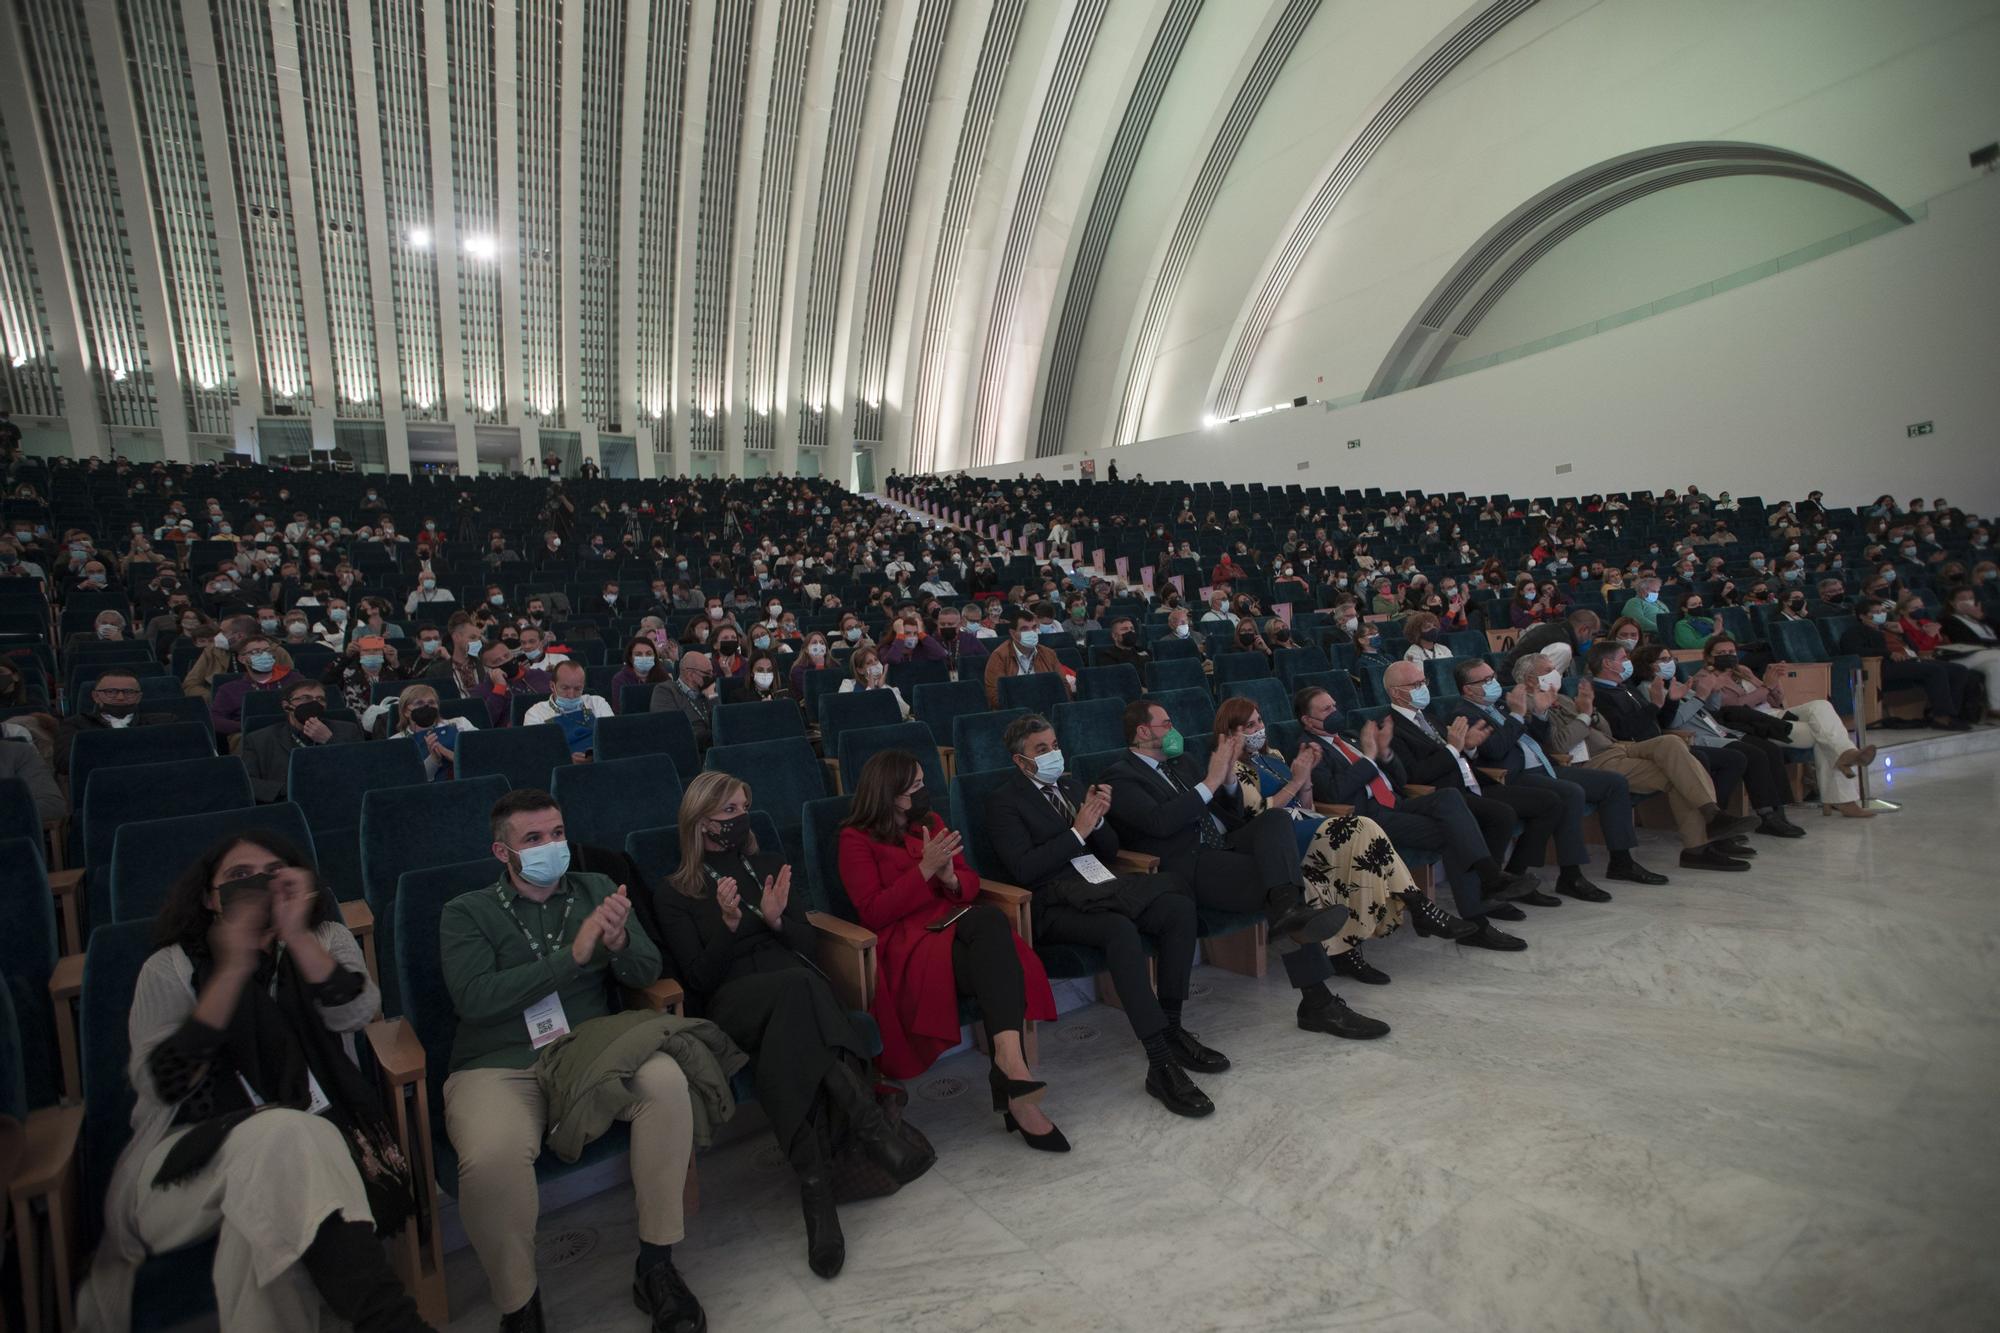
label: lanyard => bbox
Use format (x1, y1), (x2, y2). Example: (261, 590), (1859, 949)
(497, 884), (574, 959)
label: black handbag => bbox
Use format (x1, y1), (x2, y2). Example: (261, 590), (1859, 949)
(829, 1083), (935, 1203)
(1715, 704), (1796, 740)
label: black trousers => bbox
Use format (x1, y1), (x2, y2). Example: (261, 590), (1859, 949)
(1883, 657), (1977, 718)
(1160, 808), (1331, 990)
(1373, 788), (1510, 917)
(1689, 744), (1745, 807)
(1514, 765), (1638, 858)
(1722, 737), (1790, 809)
(1037, 873), (1197, 1042)
(1479, 781), (1568, 870)
(952, 903), (1027, 1038)
(710, 965), (864, 1151)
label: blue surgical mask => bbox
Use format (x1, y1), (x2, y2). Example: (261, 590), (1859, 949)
(632, 655), (656, 674)
(360, 653), (384, 671)
(552, 693), (584, 713)
(1031, 749), (1065, 783)
(1619, 658), (1634, 681)
(513, 839), (570, 886)
(1644, 591), (1659, 603)
(1870, 610), (1889, 625)
(1406, 684), (1431, 709)
(1018, 629), (1040, 649)
(1480, 679), (1503, 704)
(249, 651), (276, 673)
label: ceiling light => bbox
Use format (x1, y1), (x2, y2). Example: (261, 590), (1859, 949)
(463, 233), (499, 261)
(407, 226), (432, 250)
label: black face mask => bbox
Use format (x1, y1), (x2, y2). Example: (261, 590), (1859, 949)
(904, 789), (931, 824)
(408, 703), (439, 727)
(98, 701), (137, 720)
(217, 872), (274, 919)
(710, 813), (751, 852)
(1118, 631), (1137, 649)
(290, 699), (327, 727)
(1710, 654), (1739, 672)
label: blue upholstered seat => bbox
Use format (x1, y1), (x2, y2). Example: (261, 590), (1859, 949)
(838, 721), (946, 795)
(359, 775), (511, 1017)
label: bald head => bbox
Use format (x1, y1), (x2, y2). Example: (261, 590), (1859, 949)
(1383, 660), (1422, 692)
(679, 651), (711, 684)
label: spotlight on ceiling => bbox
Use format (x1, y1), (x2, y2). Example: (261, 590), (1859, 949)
(407, 226), (433, 250)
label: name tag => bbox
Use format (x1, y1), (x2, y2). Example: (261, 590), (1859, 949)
(1069, 854), (1116, 884)
(524, 992), (571, 1049)
(1567, 740), (1591, 763)
(305, 1069), (331, 1116)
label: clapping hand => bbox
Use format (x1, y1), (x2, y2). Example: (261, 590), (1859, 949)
(268, 867), (317, 943)
(1465, 719), (1494, 749)
(1505, 682), (1529, 717)
(761, 866), (792, 929)
(716, 876), (744, 932)
(1575, 680), (1595, 714)
(1289, 745), (1319, 785)
(596, 885), (633, 952)
(1074, 783), (1112, 837)
(917, 825), (963, 883)
(1445, 715), (1471, 750)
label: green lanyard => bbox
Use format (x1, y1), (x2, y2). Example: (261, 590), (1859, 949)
(497, 884), (574, 959)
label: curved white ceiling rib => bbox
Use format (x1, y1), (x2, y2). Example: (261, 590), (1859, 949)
(1204, 0), (1538, 421)
(1366, 141), (1914, 398)
(1106, 0), (1321, 450)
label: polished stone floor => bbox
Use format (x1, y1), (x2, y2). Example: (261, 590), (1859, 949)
(431, 750), (2000, 1333)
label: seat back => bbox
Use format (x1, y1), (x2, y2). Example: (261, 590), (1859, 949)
(838, 721), (945, 795)
(80, 920), (158, 1245)
(359, 775), (511, 1016)
(1272, 646), (1331, 687)
(110, 803), (319, 924)
(596, 710), (700, 780)
(82, 756), (255, 930)
(0, 838), (60, 1109)
(1072, 663), (1142, 704)
(1421, 656), (1463, 700)
(886, 657), (948, 694)
(910, 678), (987, 751)
(1050, 697), (1125, 757)
(946, 768), (1016, 885)
(1069, 747), (1129, 787)
(798, 793), (858, 920)
(1292, 669), (1361, 714)
(1151, 686), (1216, 738)
(951, 707), (1029, 775)
(0, 776), (40, 850)
(1213, 651), (1270, 684)
(1217, 676), (1290, 726)
(1769, 619), (1829, 664)
(288, 740), (430, 841)
(550, 756), (685, 854)
(996, 671), (1067, 715)
(456, 723), (572, 791)
(819, 688), (903, 756)
(704, 738), (825, 861)
(67, 722), (215, 858)
(0, 984), (24, 1127)
(1144, 657), (1208, 693)
(711, 699), (807, 747)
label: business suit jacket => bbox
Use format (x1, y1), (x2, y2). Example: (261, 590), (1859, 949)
(1298, 729), (1409, 818)
(54, 712), (175, 776)
(1100, 750), (1247, 862)
(987, 769), (1123, 913)
(1384, 706), (1474, 790)
(981, 642), (1065, 707)
(1592, 681), (1667, 743)
(1440, 697), (1550, 780)
(239, 719), (364, 803)
(1502, 621), (1576, 678)
(649, 677), (716, 745)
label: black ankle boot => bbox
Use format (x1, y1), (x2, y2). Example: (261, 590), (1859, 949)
(786, 1119), (845, 1279)
(498, 1290), (545, 1333)
(299, 1216), (436, 1332)
(822, 1059), (934, 1186)
(1399, 890), (1478, 941)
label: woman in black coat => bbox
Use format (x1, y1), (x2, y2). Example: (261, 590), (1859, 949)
(648, 772), (932, 1280)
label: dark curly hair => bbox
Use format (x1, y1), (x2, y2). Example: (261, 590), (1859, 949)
(152, 831), (323, 950)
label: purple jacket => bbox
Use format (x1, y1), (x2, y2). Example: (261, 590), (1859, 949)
(210, 669), (292, 736)
(880, 634), (948, 664)
(475, 666), (552, 726)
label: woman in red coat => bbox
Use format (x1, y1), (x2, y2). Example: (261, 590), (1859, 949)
(837, 751), (1066, 1150)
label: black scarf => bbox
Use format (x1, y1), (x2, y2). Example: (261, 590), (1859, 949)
(154, 936), (414, 1235)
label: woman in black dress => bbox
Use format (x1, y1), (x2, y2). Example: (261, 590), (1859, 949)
(649, 772), (933, 1280)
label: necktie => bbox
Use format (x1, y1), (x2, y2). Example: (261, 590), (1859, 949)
(1411, 709), (1441, 741)
(1158, 761), (1225, 848)
(1045, 783), (1073, 822)
(1329, 736), (1397, 809)
(1492, 705), (1555, 775)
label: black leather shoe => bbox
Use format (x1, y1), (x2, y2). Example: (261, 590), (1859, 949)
(1400, 891), (1479, 940)
(1145, 1062), (1215, 1117)
(1164, 1026), (1231, 1073)
(499, 1289), (545, 1333)
(1296, 994), (1390, 1039)
(1605, 861), (1668, 885)
(798, 1174), (845, 1279)
(1704, 812), (1761, 843)
(1269, 900), (1349, 944)
(1516, 888), (1563, 907)
(1679, 847), (1751, 871)
(633, 1260), (708, 1333)
(1458, 920), (1527, 951)
(1757, 814), (1807, 838)
(1716, 836), (1758, 856)
(1556, 876), (1613, 903)
(1483, 901), (1527, 921)
(1484, 871), (1540, 902)
(1331, 946), (1391, 985)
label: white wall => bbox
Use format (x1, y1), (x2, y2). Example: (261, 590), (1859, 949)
(951, 169), (2000, 515)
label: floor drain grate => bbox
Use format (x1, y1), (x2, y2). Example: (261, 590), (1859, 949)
(535, 1227), (599, 1270)
(754, 1144), (788, 1171)
(919, 1075), (968, 1101)
(1059, 1023), (1099, 1043)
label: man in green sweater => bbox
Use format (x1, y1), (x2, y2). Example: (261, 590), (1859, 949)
(439, 789), (705, 1333)
(1620, 575), (1666, 635)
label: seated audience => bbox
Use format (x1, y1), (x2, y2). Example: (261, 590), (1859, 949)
(241, 675), (363, 802)
(1689, 633), (1875, 818)
(523, 660), (613, 762)
(839, 645), (912, 717)
(1630, 643), (1805, 839)
(55, 668), (173, 774)
(389, 683), (475, 781)
(652, 651), (720, 747)
(1840, 596), (1979, 730)
(982, 611), (1072, 707)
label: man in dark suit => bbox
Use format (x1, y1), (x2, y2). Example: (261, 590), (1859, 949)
(988, 714), (1221, 1118)
(1502, 607), (1599, 681)
(1095, 614), (1152, 673)
(1583, 642), (1754, 852)
(1101, 699), (1388, 1040)
(1381, 659), (1571, 907)
(1442, 657), (1668, 896)
(1293, 686), (1532, 951)
(54, 668), (175, 777)
(239, 674), (363, 802)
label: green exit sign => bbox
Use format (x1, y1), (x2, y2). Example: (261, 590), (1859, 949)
(1907, 420), (1934, 437)
(1346, 439), (1361, 450)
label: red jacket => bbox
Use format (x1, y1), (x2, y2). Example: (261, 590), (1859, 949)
(837, 816), (1055, 1078)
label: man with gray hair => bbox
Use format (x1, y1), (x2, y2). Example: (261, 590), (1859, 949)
(649, 650), (718, 748)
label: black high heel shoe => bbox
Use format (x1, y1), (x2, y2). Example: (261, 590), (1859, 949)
(1002, 1109), (1071, 1152)
(1400, 890), (1478, 941)
(987, 1062), (1046, 1111)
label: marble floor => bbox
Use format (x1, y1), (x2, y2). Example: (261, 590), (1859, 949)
(427, 750), (2000, 1333)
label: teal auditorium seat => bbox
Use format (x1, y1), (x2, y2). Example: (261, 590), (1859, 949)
(360, 775), (511, 1016)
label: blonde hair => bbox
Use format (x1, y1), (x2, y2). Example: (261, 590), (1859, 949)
(669, 771), (755, 898)
(396, 683), (440, 731)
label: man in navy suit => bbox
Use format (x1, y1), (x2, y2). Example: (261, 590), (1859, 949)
(988, 714), (1220, 1118)
(1440, 657), (1667, 896)
(1292, 686), (1532, 952)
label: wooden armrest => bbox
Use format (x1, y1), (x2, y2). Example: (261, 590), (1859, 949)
(1476, 767), (1508, 784)
(1112, 850), (1159, 875)
(47, 868), (82, 898)
(1404, 784), (1436, 797)
(340, 899), (375, 935)
(977, 880), (1033, 942)
(806, 911), (875, 949)
(1312, 802), (1355, 817)
(10, 1103), (82, 1197)
(624, 977), (684, 1014)
(48, 951), (83, 1004)
(365, 1018), (426, 1085)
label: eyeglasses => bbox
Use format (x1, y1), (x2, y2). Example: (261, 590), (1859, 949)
(94, 686), (142, 698)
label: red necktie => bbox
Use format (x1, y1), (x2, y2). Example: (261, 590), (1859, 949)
(1329, 735), (1396, 809)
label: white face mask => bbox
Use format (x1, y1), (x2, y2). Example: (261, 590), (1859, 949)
(1537, 670), (1562, 692)
(753, 671), (775, 689)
